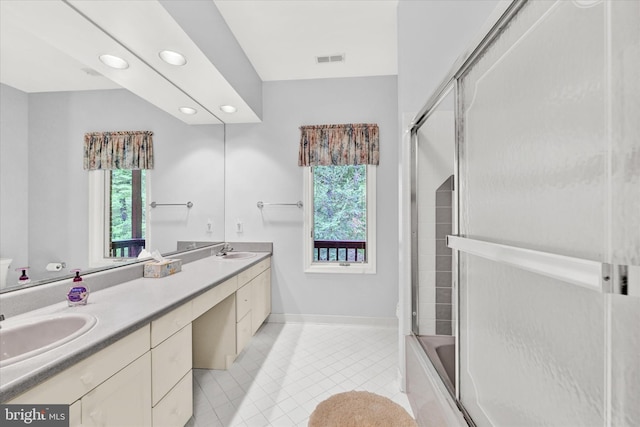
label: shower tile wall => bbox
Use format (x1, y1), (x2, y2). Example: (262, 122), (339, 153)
(417, 109), (455, 335)
(435, 176), (453, 335)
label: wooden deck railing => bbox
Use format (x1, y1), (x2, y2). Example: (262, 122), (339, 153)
(110, 238), (145, 258)
(314, 240), (366, 262)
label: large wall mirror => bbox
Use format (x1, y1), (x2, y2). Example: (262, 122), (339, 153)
(0, 2), (228, 292)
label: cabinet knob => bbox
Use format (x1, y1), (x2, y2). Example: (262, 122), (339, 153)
(80, 373), (94, 385)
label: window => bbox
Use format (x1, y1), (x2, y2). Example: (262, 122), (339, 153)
(107, 170), (146, 258)
(88, 170), (149, 266)
(303, 165), (376, 274)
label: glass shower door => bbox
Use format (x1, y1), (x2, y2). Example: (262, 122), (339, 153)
(455, 0), (639, 425)
(411, 88), (458, 395)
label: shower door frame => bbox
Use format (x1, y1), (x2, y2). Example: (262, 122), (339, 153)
(408, 0), (529, 413)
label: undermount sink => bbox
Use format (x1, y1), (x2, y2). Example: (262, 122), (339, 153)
(0, 313), (97, 367)
(216, 252), (257, 260)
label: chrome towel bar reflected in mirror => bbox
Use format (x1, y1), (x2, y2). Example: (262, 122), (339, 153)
(150, 201), (193, 208)
(257, 201), (303, 209)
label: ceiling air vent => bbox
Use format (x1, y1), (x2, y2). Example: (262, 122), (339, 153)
(316, 54), (345, 64)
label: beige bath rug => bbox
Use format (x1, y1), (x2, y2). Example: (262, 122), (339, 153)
(308, 390), (418, 427)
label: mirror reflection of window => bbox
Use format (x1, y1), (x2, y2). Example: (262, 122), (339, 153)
(107, 170), (146, 258)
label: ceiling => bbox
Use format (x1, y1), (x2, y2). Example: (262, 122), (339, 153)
(213, 0), (398, 81)
(0, 0), (398, 124)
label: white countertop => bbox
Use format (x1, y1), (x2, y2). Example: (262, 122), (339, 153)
(0, 252), (271, 402)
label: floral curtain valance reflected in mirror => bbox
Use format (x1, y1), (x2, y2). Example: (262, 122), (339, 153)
(298, 123), (379, 166)
(83, 131), (154, 170)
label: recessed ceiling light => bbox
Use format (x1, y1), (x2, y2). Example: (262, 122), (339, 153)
(220, 105), (237, 113)
(159, 50), (187, 66)
(99, 54), (129, 70)
(179, 106), (197, 115)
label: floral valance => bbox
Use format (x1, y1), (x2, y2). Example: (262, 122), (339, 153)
(83, 131), (154, 170)
(298, 123), (379, 166)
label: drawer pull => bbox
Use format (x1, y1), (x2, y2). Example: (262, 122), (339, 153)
(80, 373), (94, 385)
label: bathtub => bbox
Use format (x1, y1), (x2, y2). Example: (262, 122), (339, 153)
(417, 335), (455, 396)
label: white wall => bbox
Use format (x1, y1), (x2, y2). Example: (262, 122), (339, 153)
(397, 0), (502, 116)
(225, 76), (398, 320)
(0, 84), (29, 286)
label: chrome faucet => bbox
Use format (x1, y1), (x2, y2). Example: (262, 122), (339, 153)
(216, 243), (234, 256)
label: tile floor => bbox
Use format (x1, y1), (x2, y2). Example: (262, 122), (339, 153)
(186, 322), (413, 427)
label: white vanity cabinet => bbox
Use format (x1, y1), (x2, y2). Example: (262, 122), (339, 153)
(5, 254), (272, 427)
(251, 268), (271, 335)
(236, 257), (271, 354)
(150, 304), (194, 427)
(193, 257), (272, 368)
(8, 325), (151, 427)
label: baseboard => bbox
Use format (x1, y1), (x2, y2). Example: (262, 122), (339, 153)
(267, 313), (398, 328)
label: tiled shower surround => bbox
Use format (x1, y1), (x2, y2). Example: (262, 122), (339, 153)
(435, 176), (453, 335)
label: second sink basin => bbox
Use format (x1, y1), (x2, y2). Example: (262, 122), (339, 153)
(0, 313), (97, 367)
(215, 252), (257, 260)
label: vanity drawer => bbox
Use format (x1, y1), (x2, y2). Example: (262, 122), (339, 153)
(237, 257), (271, 287)
(152, 371), (193, 427)
(151, 324), (192, 406)
(9, 324), (150, 405)
(81, 352), (152, 427)
(151, 302), (192, 347)
(236, 280), (252, 320)
(192, 276), (237, 320)
(236, 311), (252, 355)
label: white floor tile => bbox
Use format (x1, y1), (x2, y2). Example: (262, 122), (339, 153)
(191, 322), (413, 426)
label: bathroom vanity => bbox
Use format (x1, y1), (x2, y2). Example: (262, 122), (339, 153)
(0, 251), (271, 427)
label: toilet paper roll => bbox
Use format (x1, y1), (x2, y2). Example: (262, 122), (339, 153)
(46, 263), (63, 272)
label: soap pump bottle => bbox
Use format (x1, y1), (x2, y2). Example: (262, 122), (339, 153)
(67, 269), (90, 306)
(16, 267), (30, 286)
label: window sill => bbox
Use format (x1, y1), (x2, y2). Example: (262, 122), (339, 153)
(304, 263), (376, 275)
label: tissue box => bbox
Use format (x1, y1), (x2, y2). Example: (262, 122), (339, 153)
(144, 259), (182, 278)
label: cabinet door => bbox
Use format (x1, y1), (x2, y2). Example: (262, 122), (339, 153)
(82, 352), (152, 427)
(236, 281), (252, 320)
(236, 311), (252, 355)
(151, 325), (192, 406)
(69, 400), (81, 427)
(251, 269), (271, 335)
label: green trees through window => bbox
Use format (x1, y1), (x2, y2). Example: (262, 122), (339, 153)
(108, 169), (146, 257)
(313, 165), (367, 262)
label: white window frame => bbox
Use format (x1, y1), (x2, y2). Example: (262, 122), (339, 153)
(303, 165), (377, 274)
(88, 170), (151, 267)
